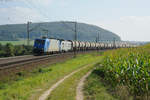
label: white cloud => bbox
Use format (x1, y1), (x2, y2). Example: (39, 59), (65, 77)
(0, 0), (16, 2)
(120, 16), (150, 22)
(0, 6), (46, 24)
(0, 0), (53, 6)
(91, 16), (150, 41)
(28, 0), (53, 6)
(0, 0), (53, 25)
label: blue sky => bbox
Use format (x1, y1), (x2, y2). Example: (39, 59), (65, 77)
(0, 0), (150, 41)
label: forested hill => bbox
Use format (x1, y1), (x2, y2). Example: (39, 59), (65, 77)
(0, 21), (121, 41)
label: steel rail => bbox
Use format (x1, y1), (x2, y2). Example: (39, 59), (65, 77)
(0, 53), (73, 70)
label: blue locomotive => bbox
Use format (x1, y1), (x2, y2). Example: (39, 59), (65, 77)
(33, 38), (72, 55)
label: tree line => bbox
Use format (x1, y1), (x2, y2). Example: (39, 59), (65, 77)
(0, 43), (33, 57)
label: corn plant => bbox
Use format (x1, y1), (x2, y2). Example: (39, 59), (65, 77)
(100, 46), (150, 97)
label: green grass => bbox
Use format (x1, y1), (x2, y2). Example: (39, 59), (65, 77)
(0, 52), (102, 100)
(0, 40), (34, 45)
(47, 60), (102, 100)
(84, 69), (118, 100)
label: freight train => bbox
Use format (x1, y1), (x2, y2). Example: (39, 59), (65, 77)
(33, 38), (136, 55)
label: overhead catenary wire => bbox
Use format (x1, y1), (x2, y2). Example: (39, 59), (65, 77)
(24, 0), (50, 21)
(23, 0), (52, 45)
(61, 21), (85, 41)
(61, 21), (100, 42)
(27, 22), (51, 45)
(61, 21), (76, 32)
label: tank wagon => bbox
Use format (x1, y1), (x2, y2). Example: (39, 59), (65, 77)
(33, 38), (136, 55)
(60, 40), (72, 52)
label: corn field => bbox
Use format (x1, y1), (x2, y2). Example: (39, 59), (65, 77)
(99, 44), (150, 99)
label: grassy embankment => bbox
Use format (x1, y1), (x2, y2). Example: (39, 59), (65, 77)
(84, 44), (150, 100)
(0, 52), (102, 100)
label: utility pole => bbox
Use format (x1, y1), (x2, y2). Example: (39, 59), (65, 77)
(96, 36), (98, 52)
(95, 37), (98, 42)
(113, 37), (116, 49)
(61, 21), (77, 58)
(98, 33), (100, 42)
(27, 21), (31, 46)
(42, 29), (48, 38)
(99, 32), (101, 42)
(98, 33), (100, 51)
(74, 22), (77, 58)
(27, 22), (30, 46)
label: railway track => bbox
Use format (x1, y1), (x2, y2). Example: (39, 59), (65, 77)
(0, 51), (98, 70)
(0, 53), (74, 70)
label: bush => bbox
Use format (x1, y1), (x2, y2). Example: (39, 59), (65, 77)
(0, 43), (2, 51)
(0, 43), (33, 57)
(4, 43), (14, 57)
(0, 50), (6, 57)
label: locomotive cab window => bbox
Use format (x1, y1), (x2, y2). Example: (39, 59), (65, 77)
(35, 40), (45, 45)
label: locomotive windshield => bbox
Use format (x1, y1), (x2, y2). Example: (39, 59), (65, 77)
(35, 39), (45, 45)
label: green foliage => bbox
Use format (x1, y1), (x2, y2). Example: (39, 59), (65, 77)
(84, 70), (118, 100)
(0, 22), (121, 41)
(5, 43), (15, 57)
(14, 45), (24, 56)
(0, 53), (102, 100)
(23, 45), (33, 54)
(38, 68), (52, 73)
(0, 83), (9, 90)
(99, 45), (150, 97)
(0, 40), (34, 45)
(0, 43), (5, 57)
(0, 43), (33, 57)
(16, 72), (25, 77)
(0, 43), (2, 50)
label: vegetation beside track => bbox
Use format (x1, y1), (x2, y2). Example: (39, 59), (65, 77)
(84, 70), (119, 100)
(84, 44), (150, 100)
(0, 40), (34, 45)
(0, 52), (102, 100)
(0, 43), (33, 57)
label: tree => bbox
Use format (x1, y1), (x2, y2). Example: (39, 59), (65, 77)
(14, 45), (24, 56)
(0, 43), (4, 57)
(0, 43), (2, 51)
(5, 43), (14, 57)
(24, 45), (33, 54)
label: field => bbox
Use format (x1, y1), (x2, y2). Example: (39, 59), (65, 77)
(1, 44), (150, 100)
(84, 44), (150, 100)
(0, 52), (102, 100)
(0, 40), (34, 45)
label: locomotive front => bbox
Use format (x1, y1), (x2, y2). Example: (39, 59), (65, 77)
(33, 39), (46, 55)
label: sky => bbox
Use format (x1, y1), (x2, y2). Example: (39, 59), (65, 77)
(0, 0), (150, 41)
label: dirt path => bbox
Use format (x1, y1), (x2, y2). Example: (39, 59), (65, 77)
(38, 63), (94, 100)
(76, 70), (92, 100)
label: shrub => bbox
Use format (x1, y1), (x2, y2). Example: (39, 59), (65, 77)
(0, 44), (33, 57)
(4, 43), (15, 57)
